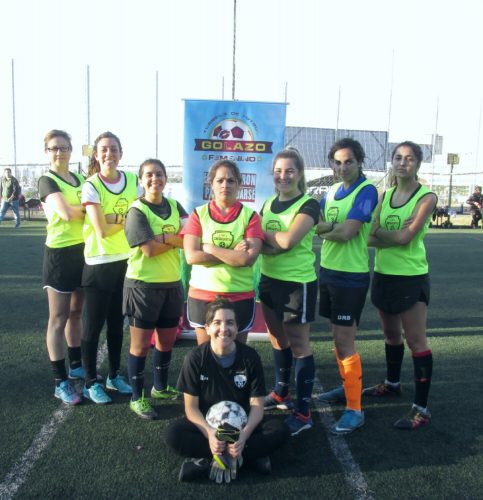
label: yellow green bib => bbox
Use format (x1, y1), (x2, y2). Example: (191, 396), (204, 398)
(190, 203), (255, 292)
(261, 194), (316, 282)
(375, 184), (433, 275)
(320, 180), (372, 273)
(83, 171), (138, 259)
(43, 171), (85, 248)
(126, 198), (181, 283)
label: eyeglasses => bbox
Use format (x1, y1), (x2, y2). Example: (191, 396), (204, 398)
(47, 147), (71, 153)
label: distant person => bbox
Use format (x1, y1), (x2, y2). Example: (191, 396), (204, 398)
(0, 167), (21, 228)
(259, 147), (320, 436)
(466, 185), (483, 228)
(365, 141), (437, 430)
(182, 159), (263, 345)
(123, 159), (188, 419)
(315, 138), (378, 435)
(165, 298), (289, 482)
(38, 130), (85, 405)
(81, 131), (142, 404)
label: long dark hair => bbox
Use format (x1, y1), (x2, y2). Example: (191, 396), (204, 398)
(88, 131), (123, 176)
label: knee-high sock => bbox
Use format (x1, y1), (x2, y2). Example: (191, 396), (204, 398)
(294, 355), (314, 416)
(67, 346), (82, 370)
(413, 350), (432, 409)
(335, 351), (345, 382)
(341, 353), (362, 412)
(153, 348), (172, 391)
(272, 347), (292, 398)
(128, 353), (146, 401)
(385, 343), (405, 383)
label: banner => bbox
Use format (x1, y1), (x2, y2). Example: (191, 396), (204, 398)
(183, 99), (287, 213)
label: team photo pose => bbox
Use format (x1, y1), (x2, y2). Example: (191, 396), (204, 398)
(259, 147), (320, 436)
(123, 159), (188, 419)
(38, 130), (86, 405)
(316, 138), (378, 435)
(81, 131), (141, 404)
(183, 159), (263, 345)
(165, 298), (289, 482)
(364, 141), (437, 430)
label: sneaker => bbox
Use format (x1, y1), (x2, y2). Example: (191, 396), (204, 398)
(393, 406), (431, 430)
(316, 386), (346, 404)
(106, 375), (132, 394)
(285, 411), (314, 436)
(330, 409), (365, 435)
(69, 366), (103, 381)
(264, 390), (294, 410)
(178, 458), (210, 482)
(83, 383), (112, 404)
(54, 380), (81, 405)
(151, 385), (181, 400)
(252, 456), (271, 475)
(130, 396), (158, 420)
(363, 381), (401, 397)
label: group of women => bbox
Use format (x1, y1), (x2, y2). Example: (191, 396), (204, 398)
(39, 129), (436, 437)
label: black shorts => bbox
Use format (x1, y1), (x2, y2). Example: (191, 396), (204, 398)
(259, 275), (317, 324)
(187, 296), (255, 333)
(43, 243), (85, 293)
(123, 285), (184, 329)
(319, 282), (368, 326)
(82, 259), (127, 292)
(371, 272), (430, 315)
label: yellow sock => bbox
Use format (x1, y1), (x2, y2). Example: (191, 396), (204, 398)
(341, 353), (362, 412)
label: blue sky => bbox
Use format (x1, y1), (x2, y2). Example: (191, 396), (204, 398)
(1, 0), (482, 170)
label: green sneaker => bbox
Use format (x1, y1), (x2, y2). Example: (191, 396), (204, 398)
(130, 395), (158, 420)
(151, 385), (181, 400)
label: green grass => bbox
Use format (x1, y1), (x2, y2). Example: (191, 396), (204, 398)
(1, 222), (483, 499)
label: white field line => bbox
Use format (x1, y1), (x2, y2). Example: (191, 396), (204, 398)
(0, 343), (108, 500)
(313, 376), (374, 500)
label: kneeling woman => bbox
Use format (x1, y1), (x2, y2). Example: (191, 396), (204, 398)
(365, 141), (437, 430)
(165, 298), (289, 482)
(123, 159), (188, 419)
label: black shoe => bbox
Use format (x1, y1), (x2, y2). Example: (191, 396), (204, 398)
(252, 456), (271, 475)
(178, 458), (210, 482)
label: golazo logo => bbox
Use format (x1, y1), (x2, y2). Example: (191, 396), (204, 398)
(194, 118), (273, 154)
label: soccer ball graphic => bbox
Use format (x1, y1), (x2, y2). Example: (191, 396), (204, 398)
(211, 119), (254, 141)
(205, 400), (248, 430)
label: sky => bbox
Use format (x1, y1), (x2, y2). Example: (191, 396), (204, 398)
(1, 0), (483, 172)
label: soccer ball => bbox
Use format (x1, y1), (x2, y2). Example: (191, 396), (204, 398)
(205, 400), (248, 430)
(211, 119), (254, 141)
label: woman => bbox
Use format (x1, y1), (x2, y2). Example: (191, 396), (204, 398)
(165, 298), (289, 482)
(38, 130), (85, 405)
(81, 131), (142, 404)
(123, 159), (188, 419)
(259, 147), (320, 436)
(182, 159), (263, 345)
(364, 141), (437, 430)
(316, 138), (378, 435)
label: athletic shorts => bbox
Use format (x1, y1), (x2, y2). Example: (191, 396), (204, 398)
(43, 243), (85, 293)
(319, 282), (369, 326)
(82, 259), (127, 292)
(123, 285), (184, 329)
(187, 296), (256, 333)
(259, 275), (317, 324)
(371, 272), (430, 315)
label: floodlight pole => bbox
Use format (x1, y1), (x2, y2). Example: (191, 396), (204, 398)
(430, 96), (439, 191)
(11, 59), (17, 176)
(86, 65), (91, 145)
(155, 70), (159, 158)
(232, 0), (237, 100)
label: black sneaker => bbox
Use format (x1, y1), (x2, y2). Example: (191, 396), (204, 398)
(178, 458), (210, 482)
(252, 456), (271, 475)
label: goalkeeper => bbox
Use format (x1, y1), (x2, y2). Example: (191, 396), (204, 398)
(165, 297), (289, 482)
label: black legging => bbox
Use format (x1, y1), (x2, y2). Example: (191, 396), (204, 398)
(165, 417), (289, 461)
(81, 286), (124, 382)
